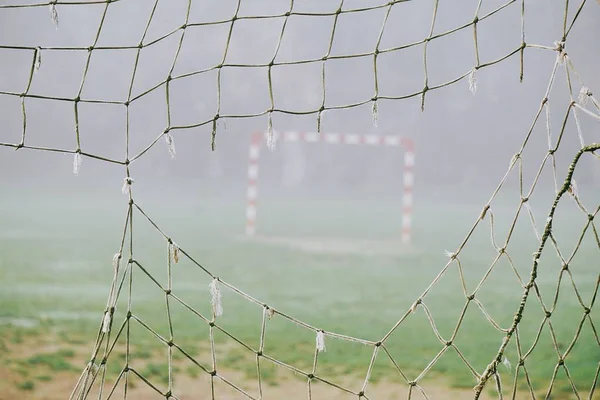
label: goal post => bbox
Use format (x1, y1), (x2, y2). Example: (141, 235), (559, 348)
(245, 131), (416, 244)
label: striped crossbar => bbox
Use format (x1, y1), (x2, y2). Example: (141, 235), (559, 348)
(246, 132), (415, 244)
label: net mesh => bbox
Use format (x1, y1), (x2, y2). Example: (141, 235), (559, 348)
(0, 0), (599, 399)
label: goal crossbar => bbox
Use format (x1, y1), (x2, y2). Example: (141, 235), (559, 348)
(246, 131), (416, 244)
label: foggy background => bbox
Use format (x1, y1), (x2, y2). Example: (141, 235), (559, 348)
(1, 3), (599, 397)
(0, 0), (599, 211)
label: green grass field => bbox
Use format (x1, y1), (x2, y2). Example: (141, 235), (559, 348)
(0, 182), (598, 399)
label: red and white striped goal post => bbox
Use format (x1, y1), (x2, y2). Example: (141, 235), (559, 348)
(246, 131), (415, 244)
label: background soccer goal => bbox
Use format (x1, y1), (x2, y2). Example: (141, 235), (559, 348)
(245, 131), (415, 244)
(0, 1), (598, 400)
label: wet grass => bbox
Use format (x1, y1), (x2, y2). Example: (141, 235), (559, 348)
(0, 186), (598, 399)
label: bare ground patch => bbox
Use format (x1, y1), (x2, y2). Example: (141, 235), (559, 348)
(1, 330), (540, 400)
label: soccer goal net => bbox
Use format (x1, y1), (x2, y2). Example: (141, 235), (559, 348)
(0, 1), (598, 400)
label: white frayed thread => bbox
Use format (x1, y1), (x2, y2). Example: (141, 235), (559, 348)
(524, 202), (541, 242)
(568, 179), (579, 198)
(573, 104), (585, 147)
(112, 253), (121, 271)
(317, 109), (326, 133)
(266, 112), (275, 151)
(164, 133), (176, 159)
(444, 250), (457, 259)
(510, 153), (521, 168)
(169, 242), (179, 264)
(89, 362), (99, 374)
(532, 251), (541, 265)
(49, 3), (59, 29)
(316, 330), (326, 352)
(468, 68), (477, 94)
(101, 310), (112, 333)
(210, 279), (223, 317)
(211, 119), (217, 151)
(545, 102), (552, 149)
(479, 205), (490, 221)
(578, 87), (591, 106)
(502, 355), (512, 371)
(555, 41), (566, 65)
(372, 100), (378, 128)
(266, 307), (275, 320)
(73, 153), (82, 175)
(35, 48), (42, 73)
(122, 177), (134, 194)
(410, 299), (420, 313)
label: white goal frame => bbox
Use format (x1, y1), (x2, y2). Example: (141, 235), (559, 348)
(246, 131), (416, 244)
